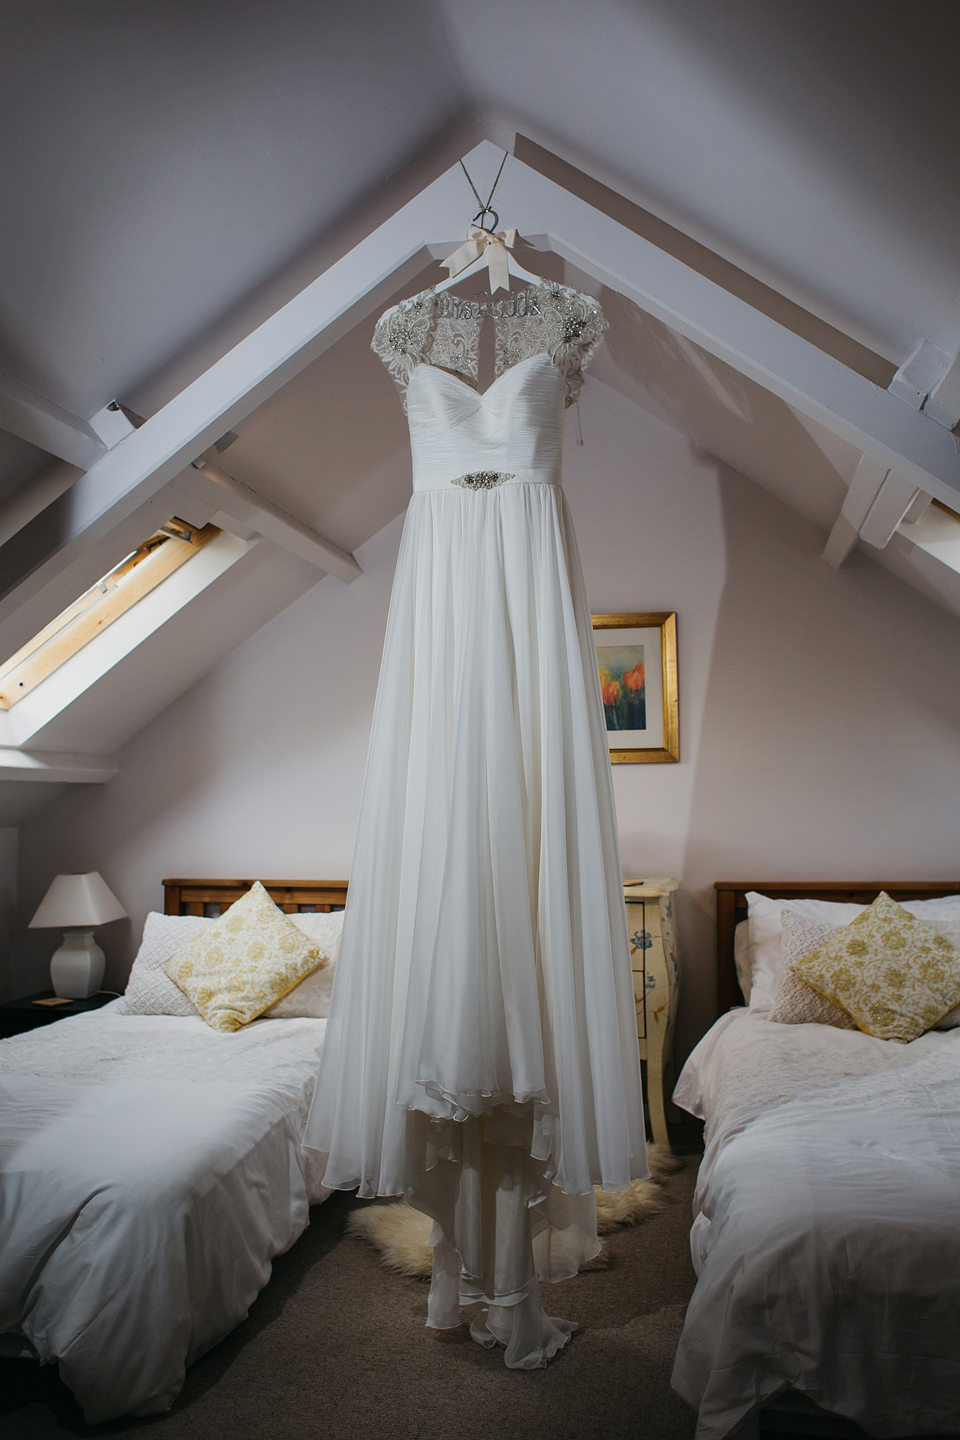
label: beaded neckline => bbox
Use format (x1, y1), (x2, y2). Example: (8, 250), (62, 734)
(372, 280), (607, 409)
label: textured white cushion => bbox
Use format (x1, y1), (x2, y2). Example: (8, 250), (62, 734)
(745, 891), (960, 1015)
(263, 910), (345, 1018)
(117, 912), (211, 1016)
(770, 912), (857, 1029)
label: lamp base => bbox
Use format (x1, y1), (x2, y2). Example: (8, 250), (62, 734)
(50, 929), (105, 999)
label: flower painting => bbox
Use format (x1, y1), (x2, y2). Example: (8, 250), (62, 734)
(598, 645), (646, 731)
(592, 613), (678, 764)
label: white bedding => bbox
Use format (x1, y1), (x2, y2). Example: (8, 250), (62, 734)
(671, 1010), (960, 1440)
(0, 1003), (327, 1423)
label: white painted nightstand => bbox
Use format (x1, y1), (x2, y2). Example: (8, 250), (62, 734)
(624, 878), (680, 1147)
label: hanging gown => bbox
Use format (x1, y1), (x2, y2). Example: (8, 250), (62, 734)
(303, 280), (647, 1367)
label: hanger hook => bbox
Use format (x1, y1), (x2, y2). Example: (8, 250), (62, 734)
(473, 206), (499, 234)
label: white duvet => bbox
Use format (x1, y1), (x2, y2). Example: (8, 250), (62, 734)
(0, 1004), (327, 1423)
(671, 1010), (960, 1440)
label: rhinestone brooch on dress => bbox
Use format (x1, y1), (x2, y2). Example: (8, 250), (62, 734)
(452, 471), (514, 490)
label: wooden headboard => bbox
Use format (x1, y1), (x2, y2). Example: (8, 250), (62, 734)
(163, 878), (348, 918)
(715, 881), (960, 1015)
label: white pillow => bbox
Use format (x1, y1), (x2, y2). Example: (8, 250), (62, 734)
(117, 912), (210, 1016)
(745, 891), (960, 1016)
(917, 901), (960, 1027)
(745, 893), (864, 1012)
(262, 910), (345, 1019)
(733, 921), (752, 1000)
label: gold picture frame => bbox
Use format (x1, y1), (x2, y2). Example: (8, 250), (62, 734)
(592, 612), (679, 764)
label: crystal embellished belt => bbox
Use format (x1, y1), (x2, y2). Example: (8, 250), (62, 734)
(451, 471), (515, 490)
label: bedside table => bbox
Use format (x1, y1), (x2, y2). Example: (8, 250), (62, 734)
(624, 878), (680, 1147)
(0, 990), (116, 1040)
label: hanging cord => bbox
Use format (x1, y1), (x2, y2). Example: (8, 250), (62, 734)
(459, 152), (508, 232)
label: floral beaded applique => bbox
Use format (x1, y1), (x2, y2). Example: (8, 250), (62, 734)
(451, 471), (514, 490)
(372, 281), (607, 408)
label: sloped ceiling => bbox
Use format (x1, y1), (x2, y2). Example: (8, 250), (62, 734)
(3, 0), (958, 442)
(0, 0), (958, 820)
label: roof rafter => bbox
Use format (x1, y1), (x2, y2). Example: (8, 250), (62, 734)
(0, 373), (105, 470)
(487, 156), (960, 508)
(191, 460), (361, 583)
(1, 138), (958, 640)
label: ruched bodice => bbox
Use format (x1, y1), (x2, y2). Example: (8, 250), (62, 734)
(407, 353), (566, 491)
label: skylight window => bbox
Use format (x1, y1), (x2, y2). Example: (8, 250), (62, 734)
(0, 518), (219, 709)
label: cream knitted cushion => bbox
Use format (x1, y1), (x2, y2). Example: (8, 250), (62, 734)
(165, 881), (325, 1033)
(793, 891), (960, 1042)
(770, 912), (856, 1030)
(117, 912), (210, 1016)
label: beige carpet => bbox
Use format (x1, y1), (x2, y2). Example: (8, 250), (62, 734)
(1, 1157), (702, 1440)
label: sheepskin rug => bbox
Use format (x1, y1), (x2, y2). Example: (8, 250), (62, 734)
(346, 1143), (682, 1277)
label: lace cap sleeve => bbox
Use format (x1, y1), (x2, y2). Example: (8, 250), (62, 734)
(371, 290), (435, 390)
(544, 285), (608, 407)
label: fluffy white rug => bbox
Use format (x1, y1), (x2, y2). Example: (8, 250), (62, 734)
(346, 1143), (682, 1277)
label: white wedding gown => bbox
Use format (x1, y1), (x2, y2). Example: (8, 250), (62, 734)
(303, 281), (647, 1367)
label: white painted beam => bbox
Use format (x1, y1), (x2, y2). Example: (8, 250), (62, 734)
(3, 137), (960, 633)
(888, 340), (952, 411)
(192, 461), (361, 583)
(822, 454), (889, 568)
(859, 473), (921, 550)
(924, 349), (960, 430)
(839, 454), (891, 530)
(822, 455), (919, 563)
(899, 490), (933, 527)
(821, 513), (860, 569)
(0, 144), (456, 626)
(0, 749), (116, 784)
(489, 156), (960, 510)
(89, 401), (138, 448)
(0, 374), (105, 469)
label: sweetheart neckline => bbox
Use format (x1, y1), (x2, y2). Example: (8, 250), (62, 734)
(413, 352), (555, 402)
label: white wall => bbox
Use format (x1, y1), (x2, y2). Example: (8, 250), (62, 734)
(15, 384), (960, 1055)
(0, 826), (18, 998)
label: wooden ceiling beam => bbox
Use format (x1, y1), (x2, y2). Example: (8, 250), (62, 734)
(191, 460), (361, 583)
(490, 152), (960, 512)
(0, 373), (105, 470)
(1, 137), (958, 636)
(0, 748), (116, 784)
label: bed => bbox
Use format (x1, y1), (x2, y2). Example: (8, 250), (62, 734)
(671, 881), (960, 1440)
(0, 877), (346, 1424)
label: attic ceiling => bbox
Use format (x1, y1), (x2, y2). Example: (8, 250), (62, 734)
(0, 0), (958, 822)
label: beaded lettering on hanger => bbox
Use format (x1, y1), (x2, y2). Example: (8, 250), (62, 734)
(435, 289), (544, 321)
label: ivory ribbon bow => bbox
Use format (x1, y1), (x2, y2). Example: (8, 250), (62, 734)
(442, 224), (518, 294)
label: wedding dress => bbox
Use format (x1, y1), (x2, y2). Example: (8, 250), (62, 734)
(303, 279), (647, 1367)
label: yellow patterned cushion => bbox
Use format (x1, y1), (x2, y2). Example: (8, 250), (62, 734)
(164, 882), (326, 1033)
(793, 891), (960, 1042)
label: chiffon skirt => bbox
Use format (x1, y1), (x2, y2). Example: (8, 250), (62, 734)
(303, 481), (647, 1357)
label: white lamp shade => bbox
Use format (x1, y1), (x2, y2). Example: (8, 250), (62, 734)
(29, 872), (127, 929)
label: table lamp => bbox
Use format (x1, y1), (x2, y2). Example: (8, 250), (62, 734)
(29, 872), (127, 999)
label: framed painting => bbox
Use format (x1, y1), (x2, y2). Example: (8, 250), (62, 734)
(592, 612), (679, 764)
